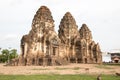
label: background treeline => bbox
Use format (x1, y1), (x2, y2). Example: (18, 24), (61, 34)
(0, 48), (18, 63)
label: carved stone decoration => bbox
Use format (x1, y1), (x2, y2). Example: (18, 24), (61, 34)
(79, 24), (92, 42)
(58, 12), (79, 44)
(10, 6), (102, 66)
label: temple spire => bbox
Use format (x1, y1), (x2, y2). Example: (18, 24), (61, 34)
(79, 24), (92, 41)
(58, 12), (79, 43)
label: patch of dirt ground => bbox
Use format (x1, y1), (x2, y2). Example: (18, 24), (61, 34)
(0, 63), (119, 75)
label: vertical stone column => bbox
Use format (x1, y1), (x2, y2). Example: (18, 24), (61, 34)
(75, 58), (78, 63)
(86, 42), (89, 57)
(48, 45), (50, 55)
(50, 44), (52, 55)
(43, 58), (48, 66)
(65, 45), (67, 57)
(44, 38), (46, 55)
(39, 42), (42, 52)
(56, 47), (59, 56)
(57, 46), (59, 57)
(24, 43), (28, 57)
(35, 57), (38, 65)
(67, 45), (70, 63)
(52, 57), (56, 66)
(73, 45), (75, 57)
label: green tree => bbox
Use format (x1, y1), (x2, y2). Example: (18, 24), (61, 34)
(0, 54), (3, 63)
(0, 48), (18, 63)
(9, 49), (18, 60)
(1, 49), (9, 63)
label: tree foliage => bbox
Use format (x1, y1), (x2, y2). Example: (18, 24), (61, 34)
(0, 48), (18, 63)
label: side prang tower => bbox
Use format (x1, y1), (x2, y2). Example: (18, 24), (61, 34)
(78, 24), (102, 63)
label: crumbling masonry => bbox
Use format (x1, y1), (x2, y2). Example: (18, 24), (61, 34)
(10, 6), (102, 66)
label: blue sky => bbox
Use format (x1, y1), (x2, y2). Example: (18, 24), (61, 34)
(0, 0), (120, 54)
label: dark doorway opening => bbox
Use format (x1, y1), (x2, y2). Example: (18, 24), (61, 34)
(85, 58), (87, 63)
(39, 58), (43, 65)
(53, 47), (56, 55)
(32, 58), (35, 65)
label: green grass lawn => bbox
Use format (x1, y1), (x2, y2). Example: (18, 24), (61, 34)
(0, 74), (119, 80)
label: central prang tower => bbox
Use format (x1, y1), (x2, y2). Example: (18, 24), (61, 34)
(58, 12), (79, 62)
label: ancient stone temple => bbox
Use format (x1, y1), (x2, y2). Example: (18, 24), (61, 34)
(10, 6), (102, 66)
